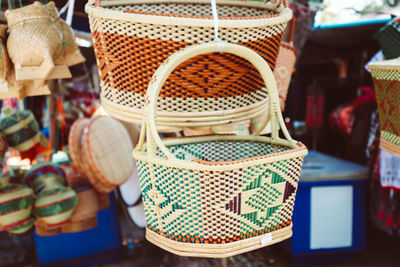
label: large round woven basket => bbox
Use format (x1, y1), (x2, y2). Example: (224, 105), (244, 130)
(86, 0), (292, 125)
(132, 42), (307, 257)
(368, 58), (400, 157)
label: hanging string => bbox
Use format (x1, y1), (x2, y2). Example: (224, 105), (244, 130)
(39, 0), (70, 61)
(210, 0), (225, 52)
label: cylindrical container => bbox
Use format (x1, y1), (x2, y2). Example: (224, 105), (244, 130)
(0, 107), (41, 152)
(86, 0), (292, 124)
(0, 178), (34, 234)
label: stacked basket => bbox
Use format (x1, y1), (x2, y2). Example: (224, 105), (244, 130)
(87, 0), (307, 257)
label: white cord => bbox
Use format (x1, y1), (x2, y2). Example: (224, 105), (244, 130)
(57, 1), (70, 16)
(211, 0), (225, 52)
(66, 0), (76, 26)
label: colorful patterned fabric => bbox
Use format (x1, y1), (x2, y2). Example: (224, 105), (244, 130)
(26, 164), (66, 194)
(137, 141), (303, 244)
(370, 62), (400, 157)
(34, 185), (78, 227)
(0, 180), (34, 234)
(0, 108), (40, 152)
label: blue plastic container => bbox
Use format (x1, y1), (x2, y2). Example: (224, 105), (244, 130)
(34, 194), (122, 265)
(287, 151), (368, 259)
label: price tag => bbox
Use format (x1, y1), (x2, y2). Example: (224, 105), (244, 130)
(261, 233), (272, 246)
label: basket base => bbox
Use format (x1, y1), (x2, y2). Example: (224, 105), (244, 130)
(145, 223), (293, 258)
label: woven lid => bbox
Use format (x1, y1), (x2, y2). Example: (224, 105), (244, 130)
(68, 118), (91, 174)
(83, 116), (133, 186)
(368, 57), (400, 71)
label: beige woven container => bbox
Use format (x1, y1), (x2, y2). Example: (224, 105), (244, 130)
(86, 0), (292, 125)
(133, 42), (307, 257)
(0, 25), (11, 81)
(69, 118), (91, 175)
(368, 58), (400, 157)
(82, 116), (134, 190)
(46, 1), (86, 67)
(5, 2), (71, 80)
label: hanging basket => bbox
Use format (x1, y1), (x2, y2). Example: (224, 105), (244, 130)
(368, 58), (400, 157)
(86, 0), (292, 125)
(132, 42), (307, 257)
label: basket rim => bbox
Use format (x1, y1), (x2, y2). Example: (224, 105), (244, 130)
(85, 0), (292, 29)
(132, 134), (308, 171)
(368, 57), (400, 71)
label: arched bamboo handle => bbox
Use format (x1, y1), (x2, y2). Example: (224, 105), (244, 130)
(138, 42), (296, 159)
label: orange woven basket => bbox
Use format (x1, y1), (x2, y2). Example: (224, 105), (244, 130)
(86, 0), (292, 125)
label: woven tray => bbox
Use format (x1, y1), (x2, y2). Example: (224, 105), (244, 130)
(86, 0), (291, 125)
(82, 116), (134, 187)
(132, 42), (307, 257)
(368, 58), (400, 157)
(69, 118), (91, 175)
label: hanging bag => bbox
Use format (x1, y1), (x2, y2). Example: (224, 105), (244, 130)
(132, 42), (308, 257)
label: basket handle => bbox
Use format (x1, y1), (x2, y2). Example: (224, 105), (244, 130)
(93, 0), (287, 8)
(137, 42), (297, 159)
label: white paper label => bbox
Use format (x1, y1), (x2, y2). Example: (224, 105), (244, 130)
(261, 233), (272, 246)
(310, 186), (353, 249)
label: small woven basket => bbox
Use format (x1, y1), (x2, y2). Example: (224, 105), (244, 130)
(5, 2), (71, 80)
(132, 42), (307, 257)
(81, 116), (134, 193)
(368, 58), (400, 157)
(86, 0), (292, 125)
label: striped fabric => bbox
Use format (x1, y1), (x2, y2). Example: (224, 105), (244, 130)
(0, 180), (34, 234)
(34, 185), (78, 226)
(26, 164), (66, 194)
(0, 108), (40, 152)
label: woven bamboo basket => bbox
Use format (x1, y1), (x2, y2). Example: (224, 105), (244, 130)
(45, 1), (86, 67)
(132, 42), (307, 257)
(0, 179), (35, 234)
(368, 58), (400, 157)
(86, 0), (292, 125)
(5, 1), (71, 80)
(81, 116), (134, 193)
(69, 117), (91, 175)
(0, 107), (41, 152)
(0, 25), (11, 81)
(26, 164), (78, 227)
(250, 16), (295, 134)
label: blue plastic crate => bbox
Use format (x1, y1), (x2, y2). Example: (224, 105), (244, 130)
(287, 151), (368, 258)
(34, 194), (122, 265)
